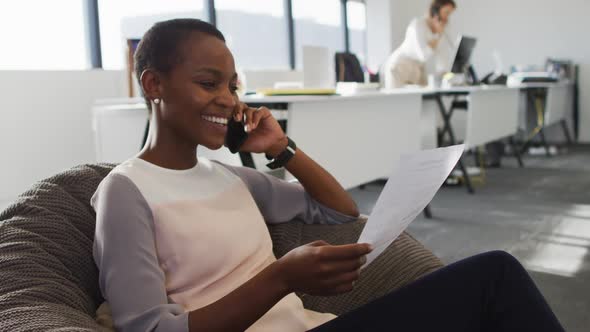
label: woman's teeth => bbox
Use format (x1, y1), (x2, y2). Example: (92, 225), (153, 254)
(202, 115), (228, 126)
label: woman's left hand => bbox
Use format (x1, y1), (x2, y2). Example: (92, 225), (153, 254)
(233, 103), (288, 156)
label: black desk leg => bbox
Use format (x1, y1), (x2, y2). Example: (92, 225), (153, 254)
(435, 95), (474, 194)
(561, 119), (573, 145)
(423, 205), (433, 219)
(509, 137), (524, 168)
(436, 96), (456, 145)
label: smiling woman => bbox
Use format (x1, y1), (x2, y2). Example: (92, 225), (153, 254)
(93, 17), (364, 332)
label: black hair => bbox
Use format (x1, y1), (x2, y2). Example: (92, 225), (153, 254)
(429, 0), (456, 18)
(134, 18), (226, 110)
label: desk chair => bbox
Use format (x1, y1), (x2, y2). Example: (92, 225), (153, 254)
(335, 52), (364, 83)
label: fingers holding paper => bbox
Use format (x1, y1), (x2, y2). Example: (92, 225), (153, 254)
(275, 241), (373, 296)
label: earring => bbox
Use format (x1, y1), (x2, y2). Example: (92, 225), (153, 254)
(153, 98), (161, 104)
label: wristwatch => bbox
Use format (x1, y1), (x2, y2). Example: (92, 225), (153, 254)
(265, 137), (297, 169)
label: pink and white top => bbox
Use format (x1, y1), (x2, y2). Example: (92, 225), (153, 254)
(91, 157), (356, 332)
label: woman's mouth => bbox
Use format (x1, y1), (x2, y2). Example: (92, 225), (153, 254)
(201, 115), (228, 126)
(201, 115), (229, 135)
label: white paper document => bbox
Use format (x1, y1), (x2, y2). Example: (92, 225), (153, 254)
(358, 144), (465, 267)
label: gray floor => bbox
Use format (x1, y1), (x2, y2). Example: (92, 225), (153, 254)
(349, 145), (590, 332)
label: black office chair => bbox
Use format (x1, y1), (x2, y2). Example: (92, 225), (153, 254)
(335, 52), (364, 83)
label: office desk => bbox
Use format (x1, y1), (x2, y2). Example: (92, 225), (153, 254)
(513, 82), (574, 155)
(419, 86), (523, 193)
(92, 82), (572, 194)
(242, 92), (424, 190)
(418, 86), (522, 148)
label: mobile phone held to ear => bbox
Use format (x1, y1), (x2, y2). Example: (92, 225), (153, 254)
(225, 117), (248, 154)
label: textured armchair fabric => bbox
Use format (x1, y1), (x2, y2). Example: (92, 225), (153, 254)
(269, 220), (444, 315)
(0, 164), (443, 331)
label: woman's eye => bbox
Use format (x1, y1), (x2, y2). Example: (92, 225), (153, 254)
(230, 85), (239, 93)
(199, 81), (216, 89)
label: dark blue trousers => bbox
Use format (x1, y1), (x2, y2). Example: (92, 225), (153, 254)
(310, 251), (564, 332)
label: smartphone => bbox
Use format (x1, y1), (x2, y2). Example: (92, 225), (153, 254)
(225, 117), (248, 154)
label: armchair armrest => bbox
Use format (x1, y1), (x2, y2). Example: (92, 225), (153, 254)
(267, 217), (443, 315)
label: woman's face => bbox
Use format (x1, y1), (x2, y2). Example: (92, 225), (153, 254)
(438, 4), (455, 27)
(157, 32), (238, 150)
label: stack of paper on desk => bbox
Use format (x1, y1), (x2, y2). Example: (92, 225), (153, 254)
(358, 144), (465, 267)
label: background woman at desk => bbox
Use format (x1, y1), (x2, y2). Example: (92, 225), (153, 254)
(381, 0), (457, 88)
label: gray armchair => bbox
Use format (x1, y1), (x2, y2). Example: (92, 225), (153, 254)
(0, 164), (443, 331)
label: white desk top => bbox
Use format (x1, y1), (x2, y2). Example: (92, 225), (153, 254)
(511, 81), (573, 89)
(242, 81), (574, 104)
(94, 81), (572, 107)
(241, 85), (519, 104)
(241, 89), (424, 104)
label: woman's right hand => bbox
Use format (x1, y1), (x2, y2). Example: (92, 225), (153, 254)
(274, 241), (373, 296)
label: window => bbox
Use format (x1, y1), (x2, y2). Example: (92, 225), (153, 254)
(98, 0), (206, 70)
(292, 0), (344, 68)
(347, 0), (367, 66)
(0, 0), (88, 70)
(216, 0), (289, 70)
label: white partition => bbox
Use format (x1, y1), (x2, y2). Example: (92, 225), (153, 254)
(544, 84), (572, 126)
(465, 88), (519, 149)
(287, 93), (422, 189)
(92, 104), (147, 163)
(0, 70), (126, 201)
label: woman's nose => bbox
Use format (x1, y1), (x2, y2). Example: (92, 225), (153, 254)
(214, 90), (237, 109)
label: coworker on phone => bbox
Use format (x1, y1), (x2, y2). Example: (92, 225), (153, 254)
(381, 0), (457, 88)
(91, 18), (564, 332)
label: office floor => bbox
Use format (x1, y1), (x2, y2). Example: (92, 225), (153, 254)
(349, 145), (590, 332)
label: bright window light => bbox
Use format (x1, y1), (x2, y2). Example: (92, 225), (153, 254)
(215, 0), (283, 17)
(293, 0), (341, 27)
(292, 0), (343, 68)
(98, 0), (205, 70)
(347, 1), (366, 30)
(347, 0), (367, 64)
(0, 0), (88, 70)
(217, 0), (289, 69)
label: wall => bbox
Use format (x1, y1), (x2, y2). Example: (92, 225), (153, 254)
(243, 69), (303, 90)
(365, 0), (394, 72)
(385, 0), (589, 142)
(0, 70), (126, 201)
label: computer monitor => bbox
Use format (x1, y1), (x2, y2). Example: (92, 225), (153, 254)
(302, 45), (336, 88)
(450, 36), (477, 74)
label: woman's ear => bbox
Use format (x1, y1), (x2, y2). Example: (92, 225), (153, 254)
(140, 69), (162, 101)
